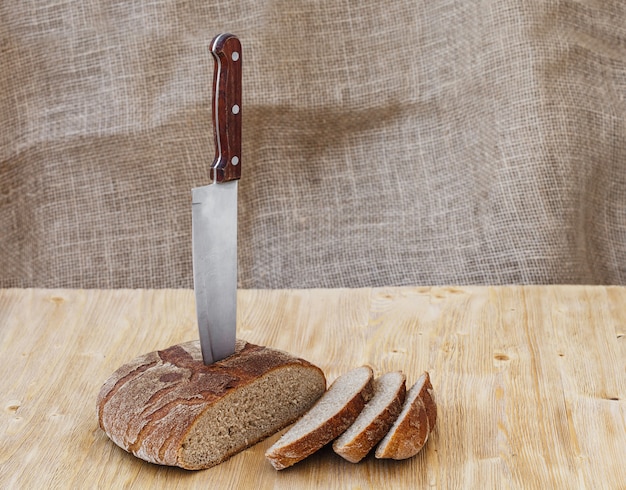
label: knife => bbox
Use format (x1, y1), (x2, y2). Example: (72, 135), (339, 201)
(192, 33), (241, 365)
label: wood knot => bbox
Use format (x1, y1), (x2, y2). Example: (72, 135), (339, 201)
(5, 400), (21, 413)
(391, 348), (407, 354)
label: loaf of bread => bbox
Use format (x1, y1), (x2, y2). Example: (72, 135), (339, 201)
(332, 371), (407, 463)
(97, 339), (326, 470)
(265, 366), (374, 470)
(375, 371), (436, 460)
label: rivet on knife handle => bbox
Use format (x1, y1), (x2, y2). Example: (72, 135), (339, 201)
(210, 33), (242, 183)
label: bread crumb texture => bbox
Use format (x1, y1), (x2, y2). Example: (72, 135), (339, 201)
(375, 372), (435, 460)
(265, 366), (374, 469)
(332, 371), (407, 463)
(97, 340), (326, 469)
(266, 368), (436, 469)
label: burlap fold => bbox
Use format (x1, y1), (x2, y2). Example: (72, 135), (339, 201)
(1, 1), (625, 288)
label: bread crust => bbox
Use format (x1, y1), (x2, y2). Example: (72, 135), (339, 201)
(332, 372), (407, 463)
(97, 340), (326, 469)
(265, 366), (374, 470)
(420, 372), (437, 430)
(374, 371), (436, 460)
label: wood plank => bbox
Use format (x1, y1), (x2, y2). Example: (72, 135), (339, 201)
(0, 286), (624, 488)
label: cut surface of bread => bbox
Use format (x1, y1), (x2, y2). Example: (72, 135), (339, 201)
(97, 339), (326, 470)
(333, 371), (406, 463)
(265, 365), (374, 470)
(375, 371), (436, 460)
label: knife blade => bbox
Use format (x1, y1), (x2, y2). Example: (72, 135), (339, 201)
(192, 33), (242, 365)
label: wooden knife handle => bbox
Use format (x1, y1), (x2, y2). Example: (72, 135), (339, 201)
(209, 33), (242, 182)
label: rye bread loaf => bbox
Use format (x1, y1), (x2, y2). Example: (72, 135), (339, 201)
(97, 339), (326, 470)
(265, 365), (374, 470)
(332, 371), (406, 463)
(375, 371), (436, 460)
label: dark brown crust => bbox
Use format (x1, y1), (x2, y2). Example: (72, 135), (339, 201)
(374, 371), (436, 460)
(265, 367), (374, 470)
(420, 372), (437, 431)
(96, 340), (326, 468)
(332, 375), (407, 463)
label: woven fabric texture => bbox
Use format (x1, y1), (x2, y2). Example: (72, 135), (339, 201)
(2, 1), (626, 288)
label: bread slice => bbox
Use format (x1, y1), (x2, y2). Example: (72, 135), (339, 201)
(375, 371), (436, 460)
(97, 339), (326, 470)
(265, 365), (374, 470)
(420, 372), (437, 430)
(332, 371), (406, 463)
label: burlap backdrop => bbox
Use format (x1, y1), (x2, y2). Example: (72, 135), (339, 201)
(1, 1), (625, 289)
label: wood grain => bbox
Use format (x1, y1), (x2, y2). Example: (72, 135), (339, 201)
(1, 286), (624, 488)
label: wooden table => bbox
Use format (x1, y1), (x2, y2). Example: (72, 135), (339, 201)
(1, 286), (624, 488)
